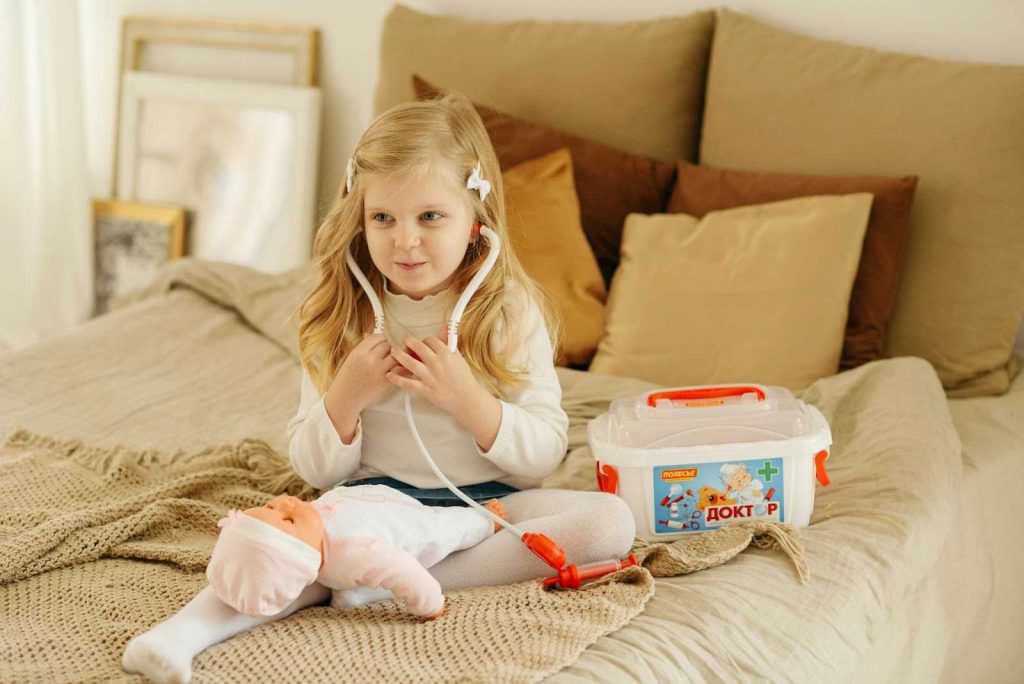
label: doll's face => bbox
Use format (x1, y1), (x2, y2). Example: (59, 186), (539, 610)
(245, 495), (324, 552)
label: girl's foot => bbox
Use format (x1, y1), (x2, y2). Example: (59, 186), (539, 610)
(484, 498), (508, 532)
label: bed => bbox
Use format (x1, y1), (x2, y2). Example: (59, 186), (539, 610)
(0, 259), (1021, 682)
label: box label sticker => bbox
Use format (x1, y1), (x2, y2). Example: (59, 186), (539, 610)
(652, 458), (785, 534)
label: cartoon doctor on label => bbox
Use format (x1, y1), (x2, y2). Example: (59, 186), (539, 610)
(720, 463), (764, 505)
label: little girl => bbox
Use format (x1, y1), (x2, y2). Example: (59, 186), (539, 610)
(123, 91), (635, 683)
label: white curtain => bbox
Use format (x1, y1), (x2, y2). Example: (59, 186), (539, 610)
(0, 0), (92, 352)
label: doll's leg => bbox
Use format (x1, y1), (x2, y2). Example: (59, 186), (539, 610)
(429, 489), (636, 591)
(122, 581), (330, 684)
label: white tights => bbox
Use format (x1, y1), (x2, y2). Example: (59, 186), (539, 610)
(122, 490), (635, 684)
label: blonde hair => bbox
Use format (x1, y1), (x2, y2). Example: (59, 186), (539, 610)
(291, 92), (562, 400)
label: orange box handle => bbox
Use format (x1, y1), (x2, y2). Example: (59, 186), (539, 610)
(646, 385), (766, 407)
(596, 462), (619, 495)
(815, 449), (830, 486)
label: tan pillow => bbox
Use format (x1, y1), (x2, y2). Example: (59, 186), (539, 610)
(502, 149), (605, 367)
(591, 194), (873, 389)
(700, 9), (1024, 396)
(375, 4), (715, 161)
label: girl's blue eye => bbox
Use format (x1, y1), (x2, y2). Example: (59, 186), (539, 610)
(369, 212), (444, 223)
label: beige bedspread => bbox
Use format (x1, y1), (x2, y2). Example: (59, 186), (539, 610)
(0, 258), (1000, 682)
(0, 427), (662, 683)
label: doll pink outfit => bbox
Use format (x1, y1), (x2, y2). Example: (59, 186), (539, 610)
(207, 484), (494, 617)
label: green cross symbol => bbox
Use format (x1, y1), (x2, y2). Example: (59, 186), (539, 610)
(757, 461), (779, 482)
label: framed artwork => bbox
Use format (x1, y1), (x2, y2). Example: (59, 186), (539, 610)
(92, 199), (187, 316)
(120, 16), (319, 86)
(115, 71), (321, 274)
(112, 15), (319, 196)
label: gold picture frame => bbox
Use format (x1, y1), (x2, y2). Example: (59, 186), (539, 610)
(92, 199), (187, 316)
(111, 15), (320, 197)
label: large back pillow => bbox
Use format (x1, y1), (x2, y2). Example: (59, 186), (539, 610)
(700, 9), (1024, 397)
(375, 4), (715, 162)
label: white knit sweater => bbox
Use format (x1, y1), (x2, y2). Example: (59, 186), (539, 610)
(287, 284), (569, 490)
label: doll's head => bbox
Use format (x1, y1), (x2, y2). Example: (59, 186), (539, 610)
(293, 91), (562, 401)
(206, 495), (333, 616)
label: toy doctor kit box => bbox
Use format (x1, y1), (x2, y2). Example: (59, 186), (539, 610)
(589, 384), (832, 541)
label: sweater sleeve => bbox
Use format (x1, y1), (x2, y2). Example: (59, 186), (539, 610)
(286, 368), (362, 489)
(474, 296), (569, 481)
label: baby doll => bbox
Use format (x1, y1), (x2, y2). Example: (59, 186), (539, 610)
(207, 484), (507, 619)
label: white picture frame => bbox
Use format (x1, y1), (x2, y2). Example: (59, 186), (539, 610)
(116, 71), (321, 273)
(111, 16), (319, 198)
(120, 16), (319, 87)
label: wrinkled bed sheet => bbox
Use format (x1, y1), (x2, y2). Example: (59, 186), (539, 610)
(0, 258), (1017, 683)
(851, 354), (1024, 684)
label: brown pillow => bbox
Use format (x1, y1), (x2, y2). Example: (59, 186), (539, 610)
(591, 194), (874, 389)
(414, 75), (676, 288)
(668, 160), (917, 370)
(502, 149), (606, 367)
(700, 9), (1024, 396)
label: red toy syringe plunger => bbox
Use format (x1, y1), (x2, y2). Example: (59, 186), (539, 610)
(543, 554), (639, 590)
(522, 531), (639, 590)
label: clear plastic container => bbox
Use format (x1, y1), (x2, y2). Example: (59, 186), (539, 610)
(589, 384), (832, 540)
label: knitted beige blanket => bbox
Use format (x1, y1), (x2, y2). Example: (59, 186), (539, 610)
(0, 427), (806, 683)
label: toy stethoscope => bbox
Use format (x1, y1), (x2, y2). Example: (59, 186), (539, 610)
(345, 224), (636, 590)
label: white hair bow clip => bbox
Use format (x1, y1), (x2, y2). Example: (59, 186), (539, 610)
(346, 157), (355, 195)
(466, 162), (491, 202)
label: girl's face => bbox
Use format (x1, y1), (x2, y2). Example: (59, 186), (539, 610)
(361, 164), (476, 300)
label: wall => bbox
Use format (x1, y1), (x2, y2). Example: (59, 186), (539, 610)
(77, 0), (1024, 348)
(78, 0), (1024, 214)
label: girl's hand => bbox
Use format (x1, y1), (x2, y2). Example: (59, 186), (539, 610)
(387, 326), (486, 421)
(327, 333), (399, 417)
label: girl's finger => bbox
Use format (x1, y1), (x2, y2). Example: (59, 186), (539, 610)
(362, 333), (388, 351)
(387, 368), (421, 390)
(422, 336), (448, 354)
(389, 365), (414, 378)
(392, 347), (429, 377)
(404, 335), (436, 362)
